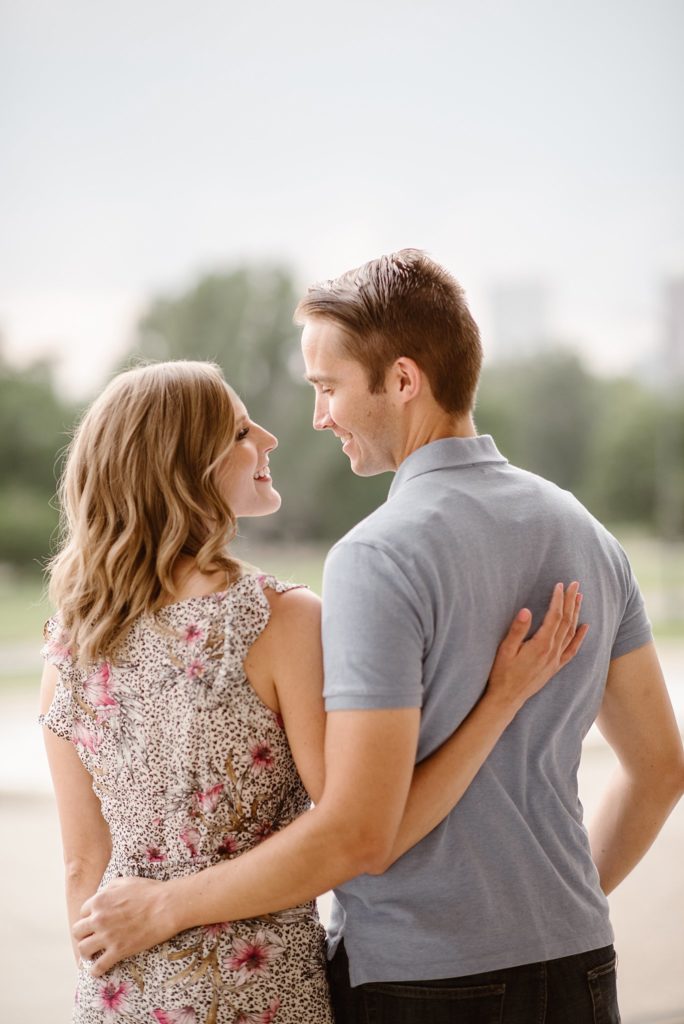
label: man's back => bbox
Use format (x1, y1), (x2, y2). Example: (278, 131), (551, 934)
(322, 435), (652, 986)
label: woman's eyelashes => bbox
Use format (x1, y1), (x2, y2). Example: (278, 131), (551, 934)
(236, 426), (250, 441)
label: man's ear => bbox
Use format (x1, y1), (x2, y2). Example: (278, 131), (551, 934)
(388, 357), (423, 404)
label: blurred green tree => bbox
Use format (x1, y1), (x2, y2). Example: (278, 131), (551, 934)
(476, 352), (684, 537)
(582, 377), (660, 527)
(0, 349), (75, 566)
(476, 351), (599, 495)
(2, 267), (681, 579)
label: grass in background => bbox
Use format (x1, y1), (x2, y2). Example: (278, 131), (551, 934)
(0, 572), (50, 645)
(1, 674), (39, 692)
(0, 530), (682, 694)
(611, 529), (684, 641)
(233, 539), (327, 595)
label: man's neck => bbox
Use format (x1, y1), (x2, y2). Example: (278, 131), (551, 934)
(395, 413), (477, 468)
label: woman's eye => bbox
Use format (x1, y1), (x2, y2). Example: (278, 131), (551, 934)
(236, 426), (250, 441)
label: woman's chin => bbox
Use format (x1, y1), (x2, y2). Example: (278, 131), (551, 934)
(233, 487), (282, 519)
(253, 491), (282, 517)
(266, 490), (283, 515)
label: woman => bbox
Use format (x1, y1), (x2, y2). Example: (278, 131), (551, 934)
(40, 360), (585, 1023)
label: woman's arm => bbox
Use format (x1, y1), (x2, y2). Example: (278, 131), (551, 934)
(375, 582), (587, 870)
(73, 583), (585, 971)
(40, 662), (112, 964)
(242, 586), (327, 803)
(258, 583), (585, 840)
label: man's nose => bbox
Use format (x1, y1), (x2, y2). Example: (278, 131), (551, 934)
(313, 397), (333, 431)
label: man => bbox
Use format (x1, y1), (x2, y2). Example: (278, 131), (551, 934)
(76, 250), (684, 1021)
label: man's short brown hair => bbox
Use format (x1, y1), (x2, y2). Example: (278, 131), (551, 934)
(294, 249), (483, 415)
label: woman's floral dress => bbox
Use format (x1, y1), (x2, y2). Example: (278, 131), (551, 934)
(40, 574), (334, 1024)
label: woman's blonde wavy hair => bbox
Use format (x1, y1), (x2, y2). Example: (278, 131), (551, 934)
(48, 360), (242, 666)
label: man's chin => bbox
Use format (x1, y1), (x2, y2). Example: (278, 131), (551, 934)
(347, 455), (388, 478)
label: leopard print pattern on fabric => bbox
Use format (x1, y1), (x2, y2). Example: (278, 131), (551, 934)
(40, 574), (334, 1024)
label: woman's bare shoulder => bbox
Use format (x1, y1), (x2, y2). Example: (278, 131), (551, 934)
(260, 583), (321, 629)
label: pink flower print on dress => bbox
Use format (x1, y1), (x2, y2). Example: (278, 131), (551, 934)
(203, 921), (233, 940)
(46, 623), (72, 663)
(146, 846), (166, 863)
(71, 720), (102, 754)
(217, 834), (238, 856)
(249, 740), (274, 773)
(251, 820), (274, 844)
(195, 783), (224, 814)
(256, 999), (281, 1024)
(83, 663), (117, 707)
(185, 658), (207, 681)
(270, 710), (285, 731)
(234, 1001), (281, 1024)
(180, 825), (201, 858)
(225, 929), (286, 985)
(98, 974), (131, 1016)
(95, 705), (119, 725)
(152, 1009), (197, 1024)
(182, 623), (204, 645)
(235, 999), (282, 1024)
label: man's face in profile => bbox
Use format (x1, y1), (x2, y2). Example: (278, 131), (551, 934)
(301, 318), (397, 477)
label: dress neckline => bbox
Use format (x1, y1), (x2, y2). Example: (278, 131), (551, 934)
(154, 572), (266, 613)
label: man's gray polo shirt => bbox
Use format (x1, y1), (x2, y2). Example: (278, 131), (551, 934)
(321, 434), (652, 986)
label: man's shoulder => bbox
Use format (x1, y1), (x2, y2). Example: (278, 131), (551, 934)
(328, 488), (422, 563)
(328, 456), (624, 571)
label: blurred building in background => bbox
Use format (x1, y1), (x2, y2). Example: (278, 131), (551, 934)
(664, 275), (684, 384)
(488, 280), (553, 361)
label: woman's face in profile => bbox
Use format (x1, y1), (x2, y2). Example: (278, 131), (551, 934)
(216, 397), (282, 518)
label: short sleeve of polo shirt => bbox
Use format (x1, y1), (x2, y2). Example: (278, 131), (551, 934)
(610, 547), (653, 660)
(322, 539), (425, 711)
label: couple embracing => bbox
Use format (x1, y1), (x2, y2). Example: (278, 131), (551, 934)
(40, 250), (683, 1023)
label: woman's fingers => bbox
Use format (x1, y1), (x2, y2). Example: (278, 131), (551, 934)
(559, 621), (590, 667)
(77, 934), (104, 960)
(533, 581), (584, 660)
(564, 590), (583, 649)
(498, 607), (533, 660)
(557, 582), (581, 649)
(72, 915), (93, 941)
(488, 582), (588, 713)
(530, 582), (565, 652)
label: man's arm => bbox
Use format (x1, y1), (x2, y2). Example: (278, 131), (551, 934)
(588, 642), (684, 894)
(76, 705), (420, 974)
(75, 541), (426, 974)
(74, 561), (584, 971)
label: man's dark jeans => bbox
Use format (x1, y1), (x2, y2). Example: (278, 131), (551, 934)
(328, 941), (620, 1023)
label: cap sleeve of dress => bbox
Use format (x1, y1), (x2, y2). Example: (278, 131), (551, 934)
(39, 616), (75, 742)
(228, 574), (306, 661)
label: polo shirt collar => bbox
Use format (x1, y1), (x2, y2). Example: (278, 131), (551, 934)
(389, 434), (508, 498)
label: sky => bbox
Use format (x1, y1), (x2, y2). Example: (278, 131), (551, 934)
(1, 0), (683, 396)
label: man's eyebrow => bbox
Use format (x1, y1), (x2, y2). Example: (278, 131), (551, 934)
(304, 374), (336, 385)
